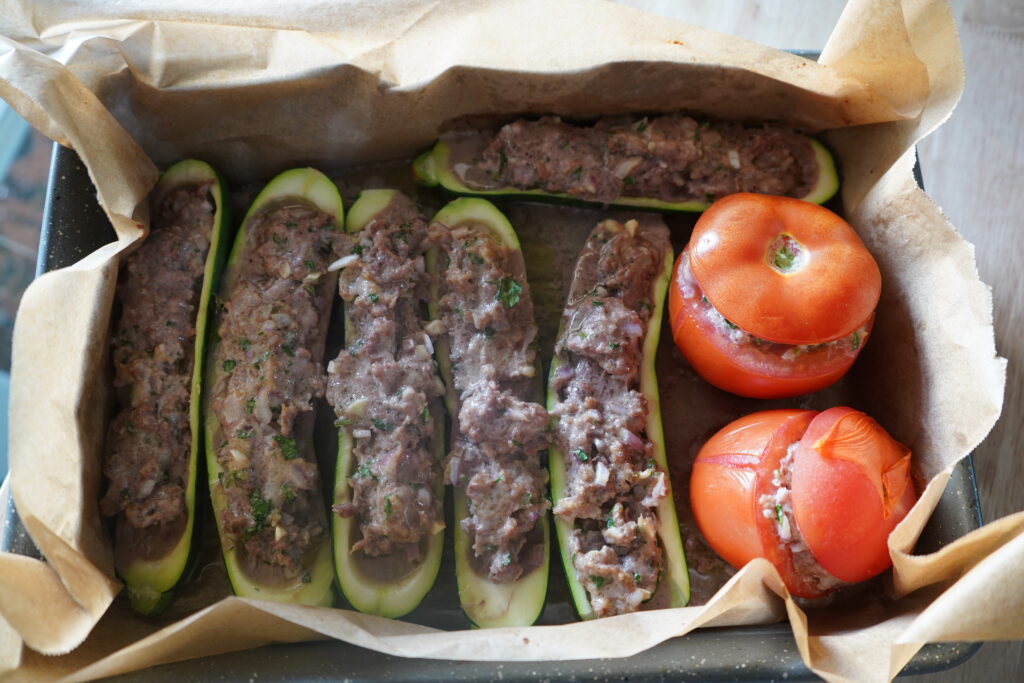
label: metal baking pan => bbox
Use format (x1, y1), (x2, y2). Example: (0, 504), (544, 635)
(0, 142), (983, 681)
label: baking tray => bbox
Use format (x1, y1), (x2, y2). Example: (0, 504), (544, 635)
(0, 141), (985, 681)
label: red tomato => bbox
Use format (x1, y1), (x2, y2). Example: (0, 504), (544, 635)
(669, 193), (881, 398)
(690, 408), (916, 598)
(791, 407), (917, 582)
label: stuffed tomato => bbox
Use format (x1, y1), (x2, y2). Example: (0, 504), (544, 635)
(690, 408), (917, 598)
(670, 193), (881, 398)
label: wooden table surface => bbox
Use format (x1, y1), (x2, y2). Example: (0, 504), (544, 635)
(617, 0), (1023, 679)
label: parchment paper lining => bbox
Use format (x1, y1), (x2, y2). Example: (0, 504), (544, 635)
(0, 1), (1013, 681)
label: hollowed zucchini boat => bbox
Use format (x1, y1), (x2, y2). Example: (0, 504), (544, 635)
(414, 129), (838, 212)
(109, 159), (231, 615)
(203, 168), (340, 605)
(331, 189), (446, 618)
(547, 217), (690, 619)
(427, 198), (550, 628)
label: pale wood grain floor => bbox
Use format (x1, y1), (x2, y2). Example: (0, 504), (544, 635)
(616, 0), (1023, 679)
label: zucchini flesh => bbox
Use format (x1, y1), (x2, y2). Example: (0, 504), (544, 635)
(427, 198), (550, 628)
(414, 136), (838, 211)
(331, 189), (445, 618)
(547, 221), (690, 619)
(203, 168), (340, 605)
(110, 159), (231, 615)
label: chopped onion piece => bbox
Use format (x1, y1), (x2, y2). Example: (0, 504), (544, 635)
(327, 254), (360, 272)
(346, 397), (369, 416)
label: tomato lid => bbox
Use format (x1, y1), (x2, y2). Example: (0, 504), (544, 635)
(791, 407), (917, 583)
(688, 194), (881, 345)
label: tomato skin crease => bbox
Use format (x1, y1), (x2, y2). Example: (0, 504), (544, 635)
(691, 408), (918, 598)
(669, 253), (873, 399)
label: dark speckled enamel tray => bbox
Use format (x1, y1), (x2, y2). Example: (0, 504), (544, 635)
(1, 141), (984, 681)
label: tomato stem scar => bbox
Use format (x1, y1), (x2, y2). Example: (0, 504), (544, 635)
(768, 233), (805, 273)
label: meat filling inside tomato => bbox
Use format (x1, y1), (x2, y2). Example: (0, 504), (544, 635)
(676, 254), (868, 376)
(758, 442), (845, 595)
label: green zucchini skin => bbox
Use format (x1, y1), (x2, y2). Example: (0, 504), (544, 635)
(331, 189), (446, 618)
(414, 136), (839, 211)
(547, 236), (690, 620)
(114, 159), (232, 615)
(203, 168), (340, 606)
(427, 198), (550, 628)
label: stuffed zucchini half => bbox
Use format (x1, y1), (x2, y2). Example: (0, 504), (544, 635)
(414, 114), (838, 212)
(327, 189), (446, 618)
(547, 216), (689, 619)
(426, 198), (550, 628)
(100, 159), (231, 614)
(204, 168), (344, 605)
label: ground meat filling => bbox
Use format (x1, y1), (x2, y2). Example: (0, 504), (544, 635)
(758, 443), (846, 595)
(551, 218), (671, 617)
(101, 182), (215, 532)
(675, 253), (869, 363)
(326, 194), (445, 561)
(430, 219), (549, 583)
(446, 114), (819, 204)
(209, 204), (348, 581)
